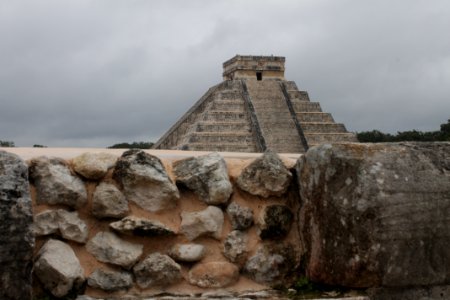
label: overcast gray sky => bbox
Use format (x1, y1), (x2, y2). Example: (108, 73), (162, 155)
(1, 0), (449, 147)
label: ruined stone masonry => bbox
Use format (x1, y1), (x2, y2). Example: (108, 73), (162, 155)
(1, 141), (449, 300)
(153, 55), (357, 153)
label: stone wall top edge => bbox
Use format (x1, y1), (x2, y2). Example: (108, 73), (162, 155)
(223, 55), (285, 67)
(0, 147), (302, 160)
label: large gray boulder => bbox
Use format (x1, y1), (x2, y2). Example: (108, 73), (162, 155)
(72, 152), (117, 180)
(133, 253), (182, 288)
(297, 142), (450, 288)
(113, 150), (179, 212)
(180, 206), (224, 241)
(110, 216), (175, 236)
(188, 261), (239, 288)
(0, 151), (34, 300)
(86, 231), (143, 269)
(236, 150), (292, 198)
(34, 239), (85, 298)
(34, 209), (89, 243)
(29, 156), (87, 208)
(92, 182), (129, 219)
(87, 268), (133, 292)
(173, 152), (232, 205)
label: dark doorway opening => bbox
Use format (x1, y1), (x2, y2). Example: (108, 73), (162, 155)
(256, 72), (262, 81)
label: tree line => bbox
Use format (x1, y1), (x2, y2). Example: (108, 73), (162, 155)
(356, 119), (450, 143)
(2, 120), (449, 147)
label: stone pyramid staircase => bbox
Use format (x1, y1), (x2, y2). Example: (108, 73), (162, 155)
(244, 79), (305, 153)
(281, 81), (358, 148)
(153, 79), (357, 153)
(175, 81), (259, 152)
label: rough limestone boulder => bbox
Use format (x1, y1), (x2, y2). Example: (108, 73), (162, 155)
(86, 231), (143, 269)
(34, 239), (85, 298)
(72, 152), (117, 180)
(168, 243), (206, 262)
(236, 150), (292, 198)
(173, 152), (232, 205)
(113, 150), (179, 212)
(34, 209), (89, 243)
(188, 261), (239, 288)
(297, 142), (450, 288)
(29, 156), (87, 208)
(110, 216), (175, 236)
(226, 202), (254, 230)
(92, 182), (129, 219)
(258, 204), (293, 239)
(87, 268), (133, 292)
(0, 151), (34, 300)
(180, 206), (224, 241)
(244, 243), (298, 285)
(133, 253), (182, 288)
(222, 230), (248, 266)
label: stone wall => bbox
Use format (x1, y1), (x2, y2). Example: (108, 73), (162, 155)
(28, 150), (301, 299)
(1, 142), (449, 300)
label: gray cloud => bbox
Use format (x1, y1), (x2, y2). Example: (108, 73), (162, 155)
(1, 0), (449, 147)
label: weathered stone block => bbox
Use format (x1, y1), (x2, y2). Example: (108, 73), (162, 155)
(258, 204), (293, 240)
(173, 152), (232, 205)
(34, 239), (85, 298)
(236, 150), (292, 198)
(92, 182), (129, 219)
(87, 268), (133, 292)
(110, 216), (175, 236)
(222, 230), (248, 266)
(244, 243), (298, 285)
(72, 152), (117, 180)
(168, 243), (206, 262)
(297, 142), (450, 288)
(113, 150), (179, 212)
(133, 253), (181, 288)
(86, 231), (143, 269)
(226, 202), (254, 230)
(180, 206), (224, 241)
(0, 151), (34, 300)
(29, 156), (87, 208)
(188, 261), (239, 288)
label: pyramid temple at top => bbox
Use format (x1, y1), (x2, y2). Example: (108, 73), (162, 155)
(153, 55), (357, 153)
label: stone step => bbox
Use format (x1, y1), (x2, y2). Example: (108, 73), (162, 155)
(217, 90), (242, 100)
(182, 142), (258, 152)
(211, 100), (245, 111)
(251, 99), (290, 109)
(297, 112), (335, 123)
(287, 90), (310, 101)
(292, 101), (322, 112)
(195, 121), (251, 132)
(203, 111), (247, 121)
(301, 122), (348, 133)
(187, 132), (255, 144)
(283, 80), (298, 90)
(304, 133), (358, 145)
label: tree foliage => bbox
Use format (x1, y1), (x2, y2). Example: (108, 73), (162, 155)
(0, 140), (15, 147)
(357, 119), (450, 143)
(108, 141), (154, 149)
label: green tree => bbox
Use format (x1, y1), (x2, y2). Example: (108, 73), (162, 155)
(357, 119), (450, 143)
(108, 141), (154, 149)
(0, 140), (15, 147)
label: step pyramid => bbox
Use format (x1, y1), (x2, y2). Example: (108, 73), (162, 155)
(154, 55), (357, 153)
